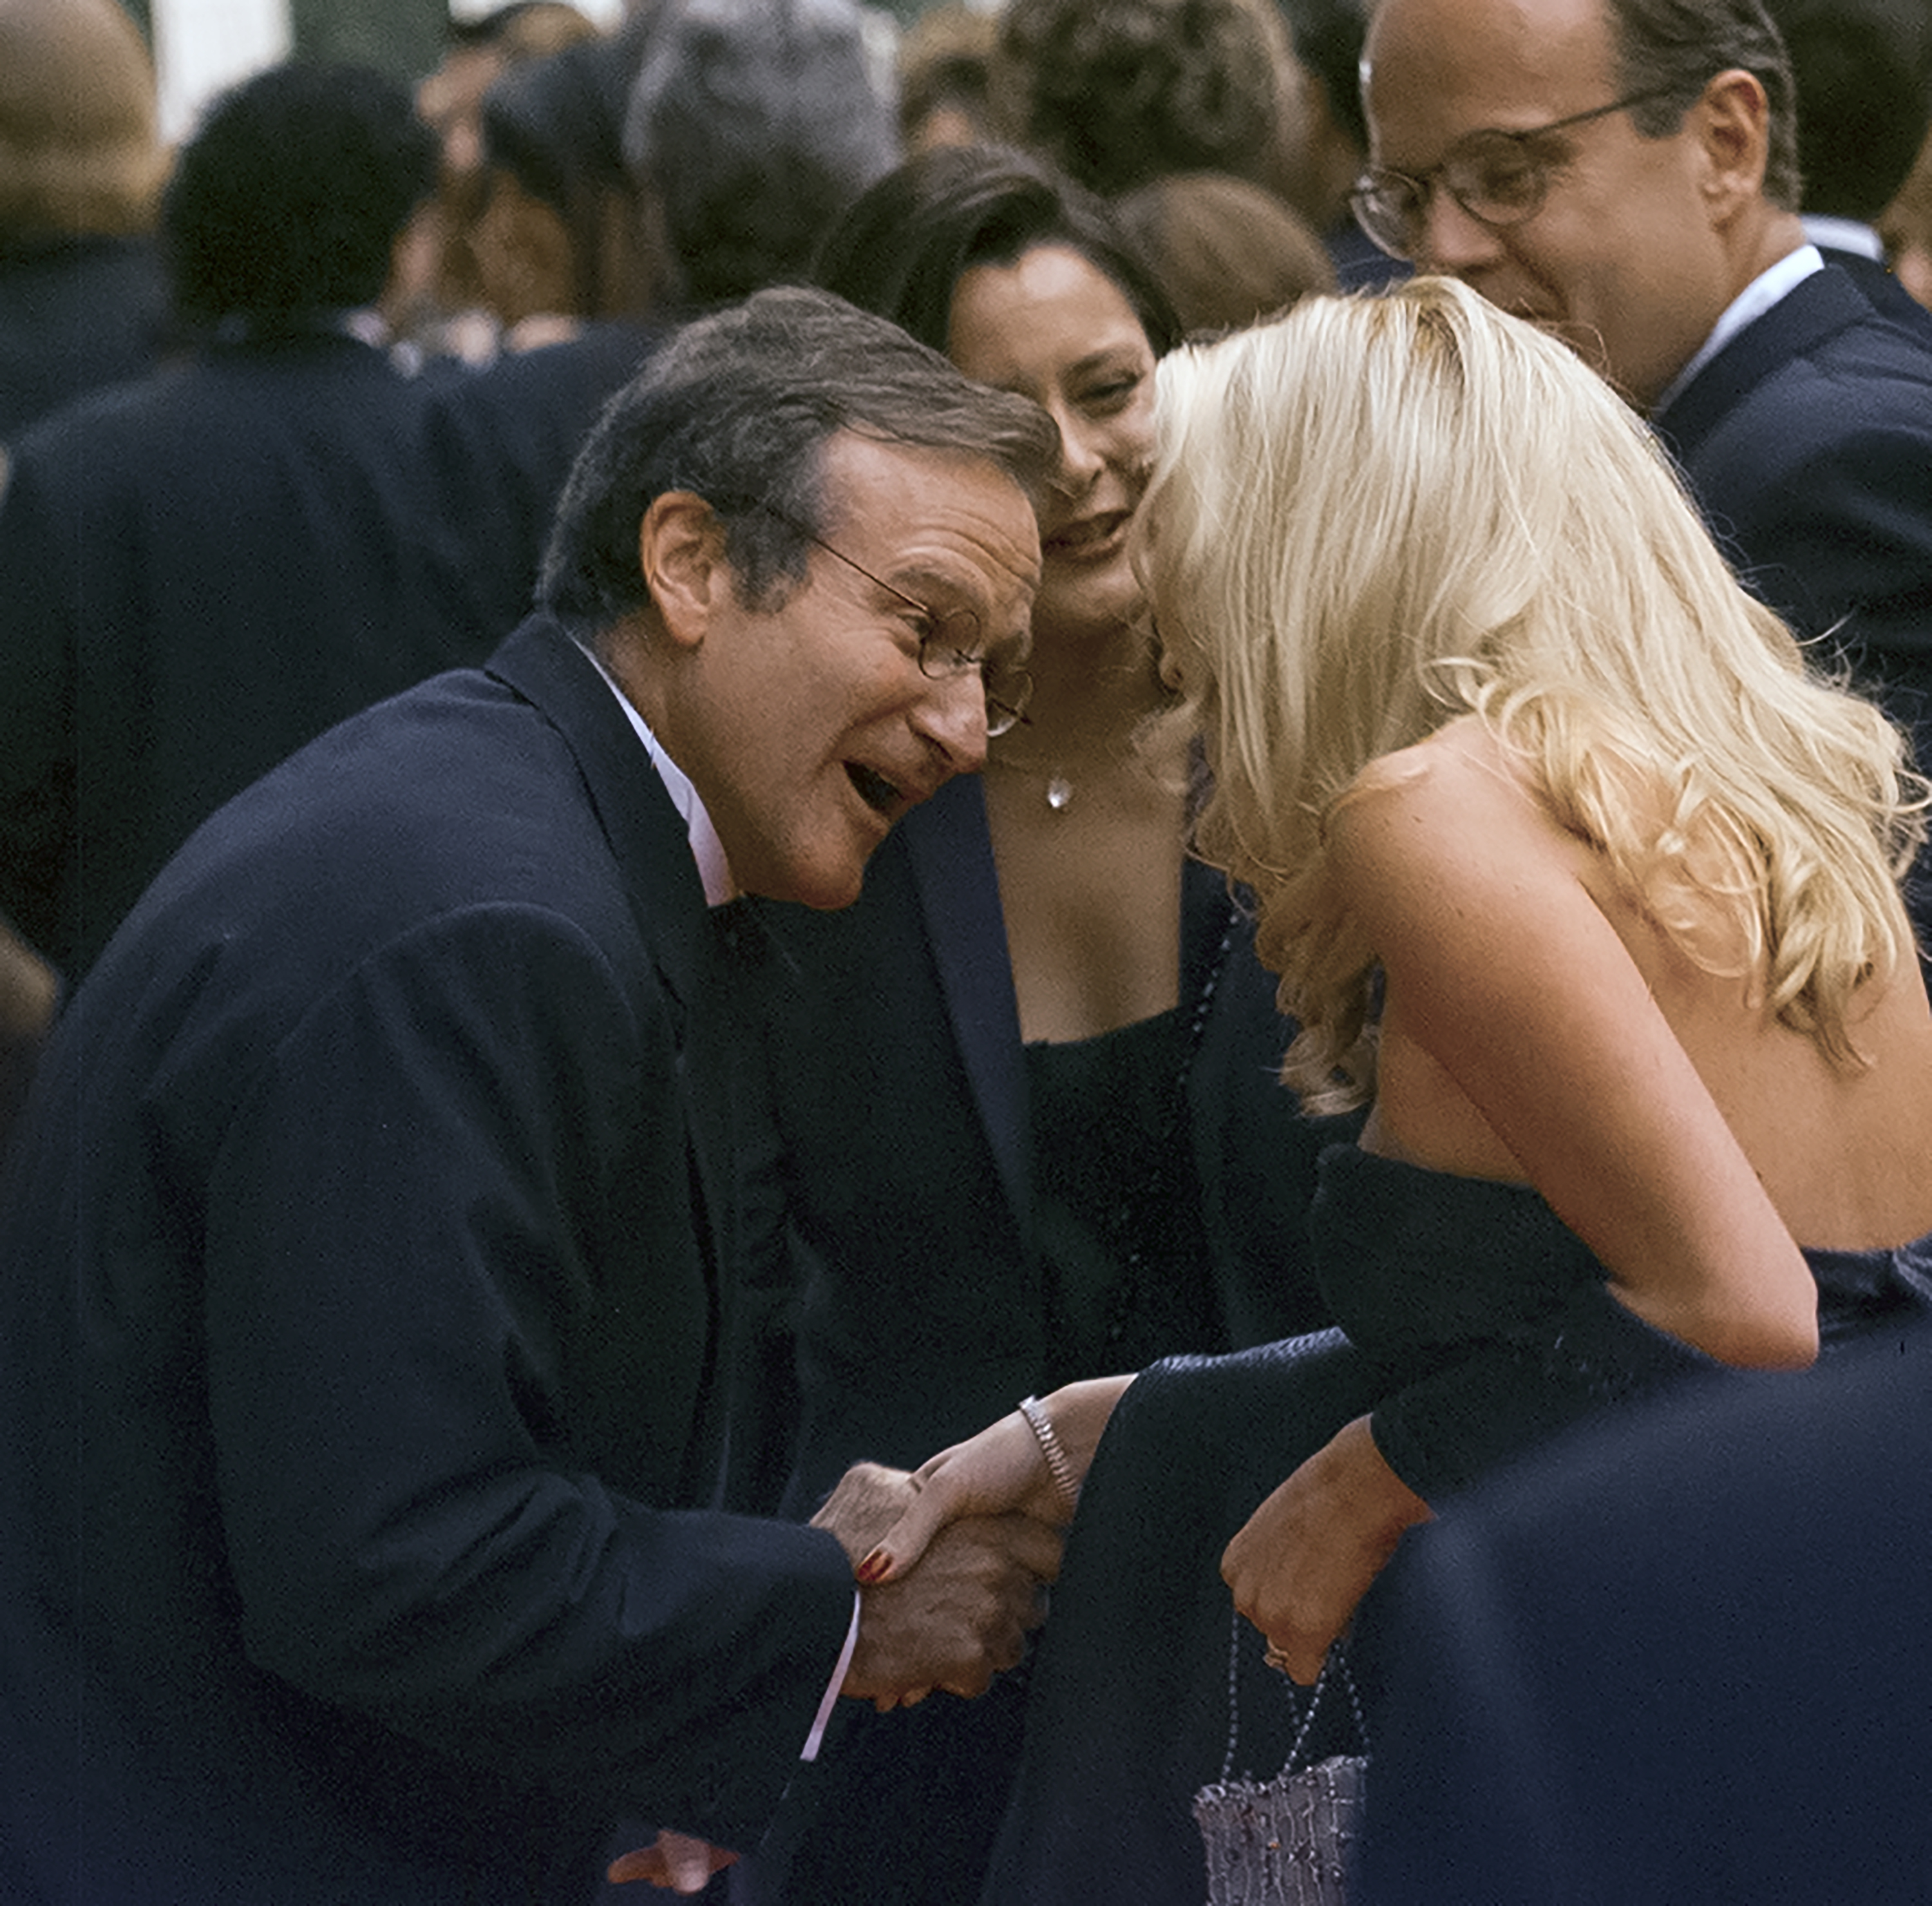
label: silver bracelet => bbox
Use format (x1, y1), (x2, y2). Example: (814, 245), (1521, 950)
(1018, 1394), (1079, 1516)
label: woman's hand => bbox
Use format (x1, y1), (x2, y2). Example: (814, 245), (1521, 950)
(1222, 1415), (1433, 1684)
(853, 1377), (1134, 1585)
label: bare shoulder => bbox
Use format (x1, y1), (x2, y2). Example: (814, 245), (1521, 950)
(1326, 719), (1577, 901)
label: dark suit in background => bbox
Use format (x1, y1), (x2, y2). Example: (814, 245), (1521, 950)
(0, 233), (171, 441)
(1654, 260), (1932, 951)
(0, 0), (171, 442)
(1811, 236), (1932, 333)
(0, 327), (495, 984)
(421, 318), (659, 640)
(1361, 1322), (1932, 1905)
(0, 615), (857, 1905)
(1657, 263), (1932, 752)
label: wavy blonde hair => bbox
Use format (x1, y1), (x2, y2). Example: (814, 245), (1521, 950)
(1142, 276), (1926, 1111)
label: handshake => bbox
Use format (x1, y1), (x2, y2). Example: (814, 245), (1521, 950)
(811, 1378), (1128, 1709)
(609, 1454), (1065, 1891)
(612, 1387), (1128, 1889)
(811, 1456), (1064, 1710)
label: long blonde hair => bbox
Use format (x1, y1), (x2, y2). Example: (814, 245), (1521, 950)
(1143, 276), (1925, 1110)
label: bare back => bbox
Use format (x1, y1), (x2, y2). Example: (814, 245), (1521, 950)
(1331, 722), (1932, 1363)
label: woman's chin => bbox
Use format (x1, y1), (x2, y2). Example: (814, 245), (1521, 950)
(1033, 557), (1144, 642)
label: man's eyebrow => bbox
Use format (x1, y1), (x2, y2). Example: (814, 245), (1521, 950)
(878, 561), (976, 609)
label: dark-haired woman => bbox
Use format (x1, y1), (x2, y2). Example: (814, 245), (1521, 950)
(726, 145), (1347, 1906)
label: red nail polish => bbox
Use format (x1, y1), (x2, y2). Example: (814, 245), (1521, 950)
(855, 1548), (890, 1584)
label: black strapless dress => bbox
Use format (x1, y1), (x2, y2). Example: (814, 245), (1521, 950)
(978, 1145), (1932, 1905)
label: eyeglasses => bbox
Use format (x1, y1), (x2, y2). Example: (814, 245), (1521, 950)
(797, 527), (1034, 737)
(1349, 86), (1678, 262)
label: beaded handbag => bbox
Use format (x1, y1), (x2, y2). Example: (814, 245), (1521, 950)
(1191, 1615), (1368, 1906)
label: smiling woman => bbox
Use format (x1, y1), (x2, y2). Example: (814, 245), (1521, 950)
(720, 146), (1351, 1906)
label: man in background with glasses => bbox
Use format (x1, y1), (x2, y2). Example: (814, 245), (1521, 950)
(1358, 0), (1932, 964)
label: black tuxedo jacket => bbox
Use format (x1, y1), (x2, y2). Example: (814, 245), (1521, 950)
(0, 616), (853, 1905)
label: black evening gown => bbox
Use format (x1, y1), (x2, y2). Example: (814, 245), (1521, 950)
(979, 1145), (1932, 1905)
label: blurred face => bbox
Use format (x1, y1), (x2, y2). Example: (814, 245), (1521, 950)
(946, 243), (1158, 640)
(417, 43), (506, 179)
(663, 432), (1041, 910)
(1363, 0), (1735, 408)
(471, 169), (574, 325)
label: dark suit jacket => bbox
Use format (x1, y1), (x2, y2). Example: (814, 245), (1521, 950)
(419, 319), (660, 643)
(1656, 262), (1932, 964)
(1812, 238), (1932, 338)
(740, 773), (1349, 1522)
(1655, 262), (1932, 776)
(1360, 1324), (1932, 1905)
(0, 615), (854, 1906)
(0, 329), (502, 983)
(0, 233), (170, 441)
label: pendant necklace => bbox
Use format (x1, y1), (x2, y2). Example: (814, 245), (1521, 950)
(992, 761), (1075, 812)
(987, 747), (1079, 812)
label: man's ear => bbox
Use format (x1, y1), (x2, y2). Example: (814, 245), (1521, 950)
(1692, 68), (1772, 222)
(638, 491), (729, 652)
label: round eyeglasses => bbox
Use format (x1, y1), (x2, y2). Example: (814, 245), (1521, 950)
(1349, 86), (1678, 262)
(796, 527), (1034, 737)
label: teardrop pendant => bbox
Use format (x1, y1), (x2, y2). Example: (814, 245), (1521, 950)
(1045, 772), (1074, 812)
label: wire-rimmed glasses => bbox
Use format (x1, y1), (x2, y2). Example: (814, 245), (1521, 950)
(1349, 86), (1679, 261)
(794, 526), (1033, 737)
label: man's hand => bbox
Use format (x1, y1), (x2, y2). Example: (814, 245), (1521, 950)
(1221, 1414), (1433, 1684)
(606, 1829), (737, 1891)
(840, 1511), (1063, 1710)
(810, 1460), (927, 1565)
(814, 1463), (1061, 1710)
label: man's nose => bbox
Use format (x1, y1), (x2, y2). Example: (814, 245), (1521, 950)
(1416, 184), (1506, 274)
(914, 667), (989, 777)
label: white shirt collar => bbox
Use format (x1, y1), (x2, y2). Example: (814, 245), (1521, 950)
(1802, 214), (1884, 262)
(1651, 243), (1823, 417)
(574, 638), (739, 906)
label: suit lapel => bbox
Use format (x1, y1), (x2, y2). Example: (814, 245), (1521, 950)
(1653, 264), (1871, 464)
(486, 613), (709, 956)
(902, 776), (1033, 1230)
(486, 614), (737, 1361)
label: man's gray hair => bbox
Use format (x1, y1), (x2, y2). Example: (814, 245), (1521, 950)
(624, 0), (901, 305)
(538, 284), (1057, 637)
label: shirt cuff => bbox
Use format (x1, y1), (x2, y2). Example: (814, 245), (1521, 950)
(801, 1590), (860, 1761)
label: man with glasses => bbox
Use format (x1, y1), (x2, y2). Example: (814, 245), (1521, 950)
(1358, 0), (1932, 951)
(0, 286), (1065, 1905)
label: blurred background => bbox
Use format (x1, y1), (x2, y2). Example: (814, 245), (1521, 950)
(128, 0), (625, 140)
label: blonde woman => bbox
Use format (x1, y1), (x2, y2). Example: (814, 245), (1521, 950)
(860, 276), (1932, 1901)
